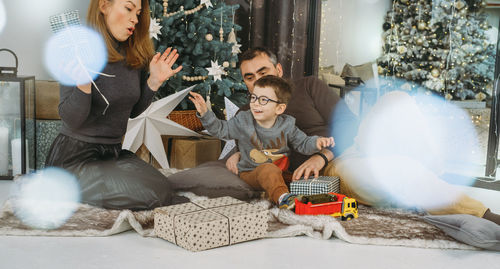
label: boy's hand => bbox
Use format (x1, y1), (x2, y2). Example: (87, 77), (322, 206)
(188, 92), (208, 116)
(316, 137), (335, 150)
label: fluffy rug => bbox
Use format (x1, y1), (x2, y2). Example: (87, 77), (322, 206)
(0, 192), (475, 250)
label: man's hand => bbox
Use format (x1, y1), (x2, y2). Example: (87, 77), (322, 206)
(225, 152), (241, 174)
(292, 149), (334, 181)
(188, 92), (208, 116)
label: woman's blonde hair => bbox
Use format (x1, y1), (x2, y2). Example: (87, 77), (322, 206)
(87, 0), (154, 69)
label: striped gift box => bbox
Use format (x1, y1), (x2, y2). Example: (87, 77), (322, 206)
(290, 176), (340, 195)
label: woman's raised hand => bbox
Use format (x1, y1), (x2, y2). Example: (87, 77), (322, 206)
(147, 47), (183, 91)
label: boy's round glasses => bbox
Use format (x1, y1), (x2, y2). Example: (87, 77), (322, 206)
(248, 93), (280, 105)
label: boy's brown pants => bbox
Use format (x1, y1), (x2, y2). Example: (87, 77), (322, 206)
(239, 163), (293, 204)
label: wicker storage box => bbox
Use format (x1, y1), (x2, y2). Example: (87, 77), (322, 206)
(167, 110), (203, 132)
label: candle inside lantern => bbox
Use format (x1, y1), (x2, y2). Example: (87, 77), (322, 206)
(11, 138), (29, 176)
(0, 127), (8, 175)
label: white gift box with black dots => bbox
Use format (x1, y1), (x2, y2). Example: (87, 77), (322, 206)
(154, 196), (268, 252)
(290, 176), (340, 195)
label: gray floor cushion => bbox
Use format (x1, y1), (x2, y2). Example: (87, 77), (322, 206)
(423, 214), (500, 251)
(165, 161), (262, 201)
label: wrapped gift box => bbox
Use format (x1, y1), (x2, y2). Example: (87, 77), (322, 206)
(154, 196), (268, 252)
(170, 136), (221, 169)
(290, 176), (340, 195)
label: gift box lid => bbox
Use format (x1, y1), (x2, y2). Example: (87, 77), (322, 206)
(291, 176), (340, 185)
(290, 176), (340, 194)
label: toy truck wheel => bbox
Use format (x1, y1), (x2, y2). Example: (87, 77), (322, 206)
(342, 214), (354, 221)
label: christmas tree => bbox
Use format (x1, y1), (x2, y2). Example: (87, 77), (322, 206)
(149, 0), (246, 117)
(377, 0), (495, 101)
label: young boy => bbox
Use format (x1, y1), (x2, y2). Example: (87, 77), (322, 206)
(189, 75), (334, 210)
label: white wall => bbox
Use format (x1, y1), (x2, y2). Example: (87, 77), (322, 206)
(319, 0), (392, 73)
(0, 0), (90, 80)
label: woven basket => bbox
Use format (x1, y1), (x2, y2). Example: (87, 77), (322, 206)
(167, 110), (204, 132)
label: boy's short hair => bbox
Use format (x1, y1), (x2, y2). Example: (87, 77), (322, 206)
(239, 47), (278, 67)
(254, 76), (292, 104)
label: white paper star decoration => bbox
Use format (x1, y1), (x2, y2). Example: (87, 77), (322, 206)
(122, 86), (201, 169)
(149, 17), (162, 40)
(201, 0), (213, 8)
(206, 60), (225, 82)
(231, 42), (242, 55)
(219, 97), (239, 159)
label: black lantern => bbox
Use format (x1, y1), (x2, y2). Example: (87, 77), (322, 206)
(0, 48), (36, 179)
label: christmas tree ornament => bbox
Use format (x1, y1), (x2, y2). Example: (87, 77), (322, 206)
(149, 17), (162, 40)
(418, 21), (426, 30)
(205, 33), (213, 41)
(201, 0), (213, 9)
(416, 38), (423, 46)
(383, 22), (392, 31)
(163, 0), (168, 17)
(455, 0), (465, 10)
(206, 60), (225, 82)
(397, 45), (407, 54)
(227, 28), (237, 44)
(219, 12), (224, 42)
(475, 92), (486, 101)
(378, 65), (385, 74)
(223, 61), (229, 68)
(227, 7), (237, 44)
(445, 93), (453, 100)
(431, 68), (440, 78)
(231, 42), (242, 55)
(206, 89), (212, 111)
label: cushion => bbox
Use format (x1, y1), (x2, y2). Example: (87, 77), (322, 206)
(423, 214), (500, 251)
(165, 161), (262, 201)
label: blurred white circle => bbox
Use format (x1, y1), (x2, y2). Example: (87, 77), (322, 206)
(0, 0), (6, 34)
(10, 167), (81, 230)
(44, 25), (107, 86)
(335, 86), (478, 210)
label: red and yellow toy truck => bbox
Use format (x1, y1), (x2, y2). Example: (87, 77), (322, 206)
(294, 192), (358, 221)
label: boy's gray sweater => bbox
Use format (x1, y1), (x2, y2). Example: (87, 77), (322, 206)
(199, 110), (319, 172)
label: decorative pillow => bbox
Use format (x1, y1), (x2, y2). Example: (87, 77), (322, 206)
(423, 214), (500, 251)
(165, 161), (262, 201)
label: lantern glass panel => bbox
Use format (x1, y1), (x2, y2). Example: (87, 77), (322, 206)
(0, 76), (36, 179)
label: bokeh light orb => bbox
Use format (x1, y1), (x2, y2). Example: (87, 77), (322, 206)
(332, 81), (479, 211)
(10, 167), (81, 230)
(0, 0), (6, 34)
(44, 25), (107, 86)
